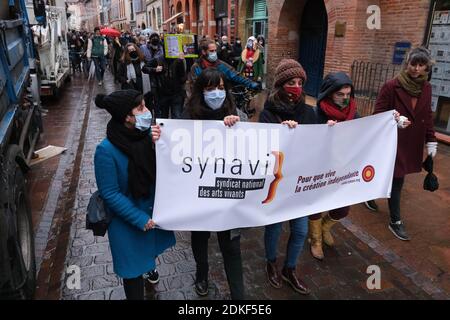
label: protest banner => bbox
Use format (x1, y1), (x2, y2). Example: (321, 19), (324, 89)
(164, 33), (198, 58)
(153, 111), (397, 231)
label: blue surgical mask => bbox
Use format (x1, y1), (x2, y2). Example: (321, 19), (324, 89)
(204, 89), (226, 110)
(134, 111), (152, 131)
(207, 51), (218, 62)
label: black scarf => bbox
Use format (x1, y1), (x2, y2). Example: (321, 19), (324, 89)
(266, 96), (298, 120)
(187, 99), (234, 120)
(106, 120), (156, 199)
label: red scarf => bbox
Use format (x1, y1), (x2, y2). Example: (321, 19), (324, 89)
(200, 57), (218, 69)
(245, 49), (255, 60)
(319, 98), (357, 122)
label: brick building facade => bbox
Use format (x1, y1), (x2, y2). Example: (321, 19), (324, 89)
(162, 1), (432, 95)
(260, 0), (449, 135)
(263, 0), (431, 95)
(106, 0), (448, 134)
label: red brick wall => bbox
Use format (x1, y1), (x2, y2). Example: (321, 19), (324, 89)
(265, 0), (431, 89)
(372, 0), (430, 62)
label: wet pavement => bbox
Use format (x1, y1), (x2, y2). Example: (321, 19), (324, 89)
(30, 70), (449, 300)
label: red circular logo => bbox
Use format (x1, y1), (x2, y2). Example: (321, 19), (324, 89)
(362, 165), (375, 182)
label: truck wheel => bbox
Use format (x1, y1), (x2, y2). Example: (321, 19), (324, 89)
(5, 145), (36, 299)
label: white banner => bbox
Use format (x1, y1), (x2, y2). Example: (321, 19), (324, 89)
(153, 111), (397, 231)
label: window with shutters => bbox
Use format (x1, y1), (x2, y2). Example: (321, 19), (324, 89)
(245, 0), (268, 40)
(253, 0), (267, 20)
(157, 7), (162, 29)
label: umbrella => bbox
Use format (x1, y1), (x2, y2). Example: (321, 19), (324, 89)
(141, 28), (155, 35)
(100, 27), (121, 37)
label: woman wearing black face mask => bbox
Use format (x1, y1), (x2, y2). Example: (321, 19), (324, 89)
(231, 38), (243, 69)
(150, 37), (160, 49)
(117, 43), (151, 98)
(141, 32), (164, 63)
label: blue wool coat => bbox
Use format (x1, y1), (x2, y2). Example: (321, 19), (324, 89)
(94, 138), (175, 279)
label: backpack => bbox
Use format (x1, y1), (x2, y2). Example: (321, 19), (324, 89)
(86, 191), (112, 236)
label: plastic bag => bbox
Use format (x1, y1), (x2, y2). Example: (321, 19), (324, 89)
(88, 61), (96, 80)
(422, 155), (439, 192)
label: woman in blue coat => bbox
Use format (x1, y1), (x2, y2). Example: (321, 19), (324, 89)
(94, 89), (175, 300)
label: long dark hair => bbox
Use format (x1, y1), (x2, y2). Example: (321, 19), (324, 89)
(185, 68), (235, 120)
(120, 43), (145, 64)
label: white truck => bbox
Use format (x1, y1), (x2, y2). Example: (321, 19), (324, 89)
(26, 2), (71, 97)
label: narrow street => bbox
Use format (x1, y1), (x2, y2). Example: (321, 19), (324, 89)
(29, 70), (449, 300)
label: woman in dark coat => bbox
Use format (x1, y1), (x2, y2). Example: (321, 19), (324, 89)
(308, 71), (360, 260)
(117, 43), (151, 97)
(259, 59), (316, 295)
(112, 36), (123, 83)
(368, 47), (437, 241)
(183, 68), (244, 300)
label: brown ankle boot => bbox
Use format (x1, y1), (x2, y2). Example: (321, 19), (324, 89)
(322, 214), (338, 247)
(309, 219), (324, 260)
(266, 260), (282, 289)
(281, 267), (310, 295)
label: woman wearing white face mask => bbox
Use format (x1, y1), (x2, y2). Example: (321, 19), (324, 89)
(94, 90), (175, 299)
(237, 36), (264, 82)
(182, 68), (245, 300)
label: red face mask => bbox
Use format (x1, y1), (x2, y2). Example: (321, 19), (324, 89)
(284, 86), (303, 101)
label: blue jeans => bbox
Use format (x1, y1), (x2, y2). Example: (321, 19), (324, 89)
(264, 217), (308, 269)
(92, 56), (106, 81)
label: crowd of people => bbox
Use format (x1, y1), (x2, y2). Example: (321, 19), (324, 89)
(86, 27), (437, 301)
(68, 28), (265, 119)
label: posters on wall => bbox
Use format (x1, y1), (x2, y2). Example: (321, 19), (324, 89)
(433, 10), (449, 24)
(428, 10), (450, 111)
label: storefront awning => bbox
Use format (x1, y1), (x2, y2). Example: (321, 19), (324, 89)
(163, 12), (183, 24)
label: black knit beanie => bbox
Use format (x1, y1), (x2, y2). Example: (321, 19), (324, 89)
(95, 90), (143, 123)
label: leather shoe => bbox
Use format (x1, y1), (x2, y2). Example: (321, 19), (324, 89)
(266, 261), (282, 289)
(194, 279), (209, 296)
(281, 267), (310, 295)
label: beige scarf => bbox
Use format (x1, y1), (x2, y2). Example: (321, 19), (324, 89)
(397, 69), (428, 97)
